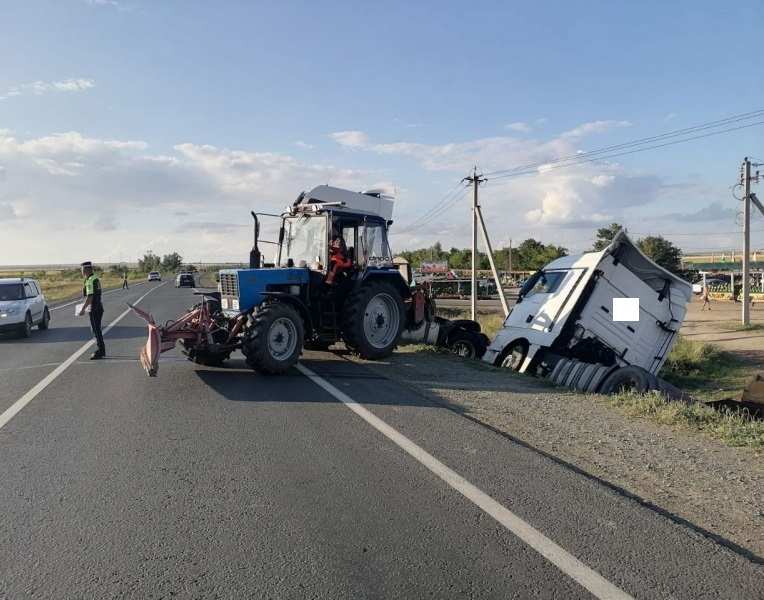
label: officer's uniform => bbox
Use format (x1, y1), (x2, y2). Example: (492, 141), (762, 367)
(84, 271), (106, 357)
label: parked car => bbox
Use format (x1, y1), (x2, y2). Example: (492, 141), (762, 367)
(175, 272), (195, 288)
(0, 278), (51, 337)
(147, 271), (162, 282)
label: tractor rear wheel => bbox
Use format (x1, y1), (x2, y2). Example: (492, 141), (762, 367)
(342, 280), (405, 359)
(243, 302), (304, 374)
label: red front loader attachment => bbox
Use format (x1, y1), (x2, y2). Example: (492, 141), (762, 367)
(128, 303), (162, 376)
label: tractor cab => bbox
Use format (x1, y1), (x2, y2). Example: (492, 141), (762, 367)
(277, 185), (395, 279)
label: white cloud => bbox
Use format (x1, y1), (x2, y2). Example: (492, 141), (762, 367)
(295, 140), (314, 149)
(505, 122), (531, 133)
(560, 120), (631, 139)
(329, 130), (369, 148)
(0, 78), (95, 101)
(0, 128), (376, 263)
(84, 0), (131, 11)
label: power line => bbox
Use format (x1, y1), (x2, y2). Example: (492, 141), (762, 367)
(399, 110), (764, 235)
(486, 120), (764, 183)
(396, 183), (467, 233)
(483, 109), (764, 178)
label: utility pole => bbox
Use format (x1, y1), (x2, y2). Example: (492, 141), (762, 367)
(463, 167), (485, 321)
(741, 157), (763, 325)
(742, 157), (752, 325)
(508, 239), (513, 279)
(462, 167), (510, 318)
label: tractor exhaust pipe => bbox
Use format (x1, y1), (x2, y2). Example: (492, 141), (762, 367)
(249, 211), (261, 268)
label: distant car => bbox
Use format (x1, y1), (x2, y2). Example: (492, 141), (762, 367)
(175, 273), (195, 288)
(148, 271), (161, 282)
(0, 278), (50, 337)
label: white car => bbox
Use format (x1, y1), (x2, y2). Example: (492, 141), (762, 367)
(147, 271), (162, 282)
(0, 278), (51, 337)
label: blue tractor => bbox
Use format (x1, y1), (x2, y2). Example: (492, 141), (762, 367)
(215, 185), (413, 373)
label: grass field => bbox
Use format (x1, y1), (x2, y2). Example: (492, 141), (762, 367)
(2, 270), (146, 303)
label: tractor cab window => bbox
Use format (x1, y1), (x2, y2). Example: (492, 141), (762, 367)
(360, 221), (393, 267)
(281, 214), (327, 270)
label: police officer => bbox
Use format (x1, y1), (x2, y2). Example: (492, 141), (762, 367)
(79, 261), (106, 359)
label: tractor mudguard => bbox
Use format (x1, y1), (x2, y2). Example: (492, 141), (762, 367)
(356, 268), (411, 299)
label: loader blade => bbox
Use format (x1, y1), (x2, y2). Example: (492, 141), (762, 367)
(140, 322), (160, 377)
(128, 303), (160, 377)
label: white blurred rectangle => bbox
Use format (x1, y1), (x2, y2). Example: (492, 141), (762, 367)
(74, 303), (90, 316)
(613, 297), (639, 322)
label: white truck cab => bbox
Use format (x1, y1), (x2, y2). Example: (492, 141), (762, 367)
(484, 231), (692, 393)
(0, 278), (51, 338)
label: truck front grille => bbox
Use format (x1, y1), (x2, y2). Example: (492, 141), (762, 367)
(219, 273), (239, 298)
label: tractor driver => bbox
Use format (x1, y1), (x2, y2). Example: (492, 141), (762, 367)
(326, 227), (353, 285)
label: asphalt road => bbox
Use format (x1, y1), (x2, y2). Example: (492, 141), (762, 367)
(0, 284), (761, 599)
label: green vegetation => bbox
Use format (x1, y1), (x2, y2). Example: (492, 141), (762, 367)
(602, 390), (763, 449)
(593, 223), (683, 274)
(137, 251), (184, 273)
(2, 269), (143, 303)
(659, 336), (753, 402)
(436, 308), (505, 339)
(398, 239), (567, 272)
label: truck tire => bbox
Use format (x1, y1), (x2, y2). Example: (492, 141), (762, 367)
(447, 329), (487, 359)
(342, 281), (405, 359)
(598, 365), (655, 394)
(244, 302), (304, 374)
(498, 340), (527, 371)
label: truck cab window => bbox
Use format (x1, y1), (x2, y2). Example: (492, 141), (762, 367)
(523, 270), (567, 299)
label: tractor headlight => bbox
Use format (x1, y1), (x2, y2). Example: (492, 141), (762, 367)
(221, 298), (229, 309)
(232, 299), (240, 310)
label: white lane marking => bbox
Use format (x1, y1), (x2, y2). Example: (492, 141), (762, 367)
(296, 363), (634, 600)
(51, 282), (148, 311)
(0, 282), (166, 431)
(0, 362), (62, 374)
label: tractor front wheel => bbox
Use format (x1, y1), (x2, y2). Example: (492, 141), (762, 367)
(243, 302), (304, 374)
(342, 281), (405, 359)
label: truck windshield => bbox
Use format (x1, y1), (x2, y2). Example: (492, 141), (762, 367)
(520, 270), (567, 299)
(281, 215), (327, 269)
(0, 284), (24, 301)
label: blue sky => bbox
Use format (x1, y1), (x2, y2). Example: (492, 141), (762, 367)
(1, 0), (762, 264)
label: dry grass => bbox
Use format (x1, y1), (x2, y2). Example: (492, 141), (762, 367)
(435, 308), (505, 338)
(3, 270), (144, 303)
(602, 390), (763, 449)
(659, 336), (754, 402)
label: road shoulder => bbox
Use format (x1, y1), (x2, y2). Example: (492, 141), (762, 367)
(343, 347), (764, 561)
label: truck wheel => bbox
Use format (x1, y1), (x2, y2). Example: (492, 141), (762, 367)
(342, 281), (405, 359)
(498, 340), (527, 371)
(598, 365), (655, 394)
(38, 307), (50, 330)
(448, 329), (487, 359)
(244, 302), (304, 374)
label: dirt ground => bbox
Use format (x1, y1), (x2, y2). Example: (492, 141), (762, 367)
(344, 349), (764, 563)
(681, 296), (764, 364)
